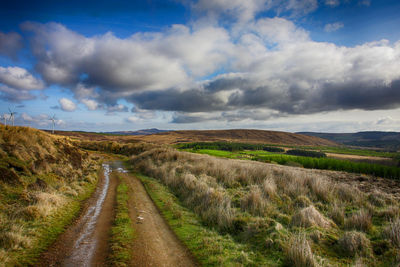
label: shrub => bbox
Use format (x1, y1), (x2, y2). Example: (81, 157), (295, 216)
(286, 149), (326, 158)
(285, 233), (317, 267)
(338, 231), (371, 257)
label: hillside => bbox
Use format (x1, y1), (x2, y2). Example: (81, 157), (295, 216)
(102, 128), (170, 135)
(0, 125), (100, 265)
(299, 131), (400, 151)
(137, 129), (338, 146)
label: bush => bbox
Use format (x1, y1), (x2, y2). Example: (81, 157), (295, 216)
(286, 149), (327, 158)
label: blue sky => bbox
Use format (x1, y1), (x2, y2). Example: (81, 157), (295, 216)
(1, 0), (400, 132)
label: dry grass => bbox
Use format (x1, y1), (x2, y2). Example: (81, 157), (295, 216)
(285, 233), (317, 267)
(241, 185), (268, 216)
(384, 218), (400, 248)
(291, 206), (334, 229)
(345, 209), (372, 232)
(329, 202), (345, 226)
(338, 231), (371, 257)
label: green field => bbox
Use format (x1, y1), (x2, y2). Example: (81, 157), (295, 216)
(182, 148), (400, 180)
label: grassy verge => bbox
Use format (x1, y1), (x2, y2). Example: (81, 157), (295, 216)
(5, 170), (99, 266)
(135, 173), (276, 266)
(108, 175), (135, 267)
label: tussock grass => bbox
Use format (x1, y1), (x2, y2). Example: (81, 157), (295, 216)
(384, 218), (400, 248)
(345, 209), (372, 232)
(241, 185), (268, 216)
(285, 233), (317, 267)
(291, 206), (334, 229)
(130, 146), (400, 266)
(338, 231), (371, 257)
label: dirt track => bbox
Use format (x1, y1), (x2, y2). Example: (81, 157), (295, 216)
(38, 162), (197, 266)
(38, 163), (117, 266)
(118, 168), (198, 267)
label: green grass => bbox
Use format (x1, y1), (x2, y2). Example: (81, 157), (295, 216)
(136, 173), (276, 266)
(108, 175), (135, 267)
(184, 149), (400, 180)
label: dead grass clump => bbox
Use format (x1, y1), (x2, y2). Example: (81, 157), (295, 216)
(291, 206), (334, 229)
(308, 176), (333, 203)
(241, 185), (268, 216)
(285, 233), (317, 267)
(384, 218), (400, 248)
(32, 192), (66, 217)
(329, 202), (345, 226)
(0, 224), (31, 250)
(367, 190), (387, 207)
(378, 205), (400, 220)
(262, 177), (277, 198)
(294, 195), (312, 208)
(338, 231), (371, 257)
(336, 183), (361, 203)
(345, 209), (372, 232)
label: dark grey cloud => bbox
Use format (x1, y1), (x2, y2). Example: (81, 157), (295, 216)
(0, 32), (23, 60)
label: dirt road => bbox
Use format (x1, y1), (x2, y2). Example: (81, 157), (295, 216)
(38, 162), (197, 266)
(38, 163), (117, 266)
(117, 163), (198, 267)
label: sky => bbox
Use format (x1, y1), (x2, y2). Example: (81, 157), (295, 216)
(0, 0), (400, 133)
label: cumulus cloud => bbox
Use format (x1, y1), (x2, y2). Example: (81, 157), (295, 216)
(324, 22), (344, 32)
(0, 31), (23, 59)
(20, 18), (400, 123)
(20, 113), (65, 127)
(0, 66), (44, 90)
(0, 85), (36, 102)
(59, 98), (77, 112)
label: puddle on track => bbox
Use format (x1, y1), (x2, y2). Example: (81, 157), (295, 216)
(63, 163), (111, 267)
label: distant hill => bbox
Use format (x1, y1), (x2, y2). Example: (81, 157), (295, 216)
(137, 129), (338, 146)
(103, 128), (170, 136)
(298, 131), (400, 151)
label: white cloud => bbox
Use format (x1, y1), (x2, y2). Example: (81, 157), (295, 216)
(324, 22), (344, 32)
(0, 66), (44, 90)
(59, 98), (77, 112)
(81, 98), (99, 110)
(325, 0), (340, 7)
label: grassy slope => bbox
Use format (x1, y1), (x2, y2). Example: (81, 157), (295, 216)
(0, 125), (100, 265)
(131, 147), (400, 267)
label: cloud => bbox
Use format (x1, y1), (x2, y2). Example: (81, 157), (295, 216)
(20, 112), (65, 127)
(81, 98), (99, 110)
(0, 31), (23, 59)
(21, 20), (400, 124)
(324, 22), (344, 32)
(0, 85), (36, 102)
(59, 98), (77, 112)
(325, 0), (339, 7)
(192, 0), (318, 22)
(359, 0), (371, 6)
(0, 66), (44, 90)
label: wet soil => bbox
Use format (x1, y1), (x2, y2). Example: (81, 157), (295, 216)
(38, 163), (118, 267)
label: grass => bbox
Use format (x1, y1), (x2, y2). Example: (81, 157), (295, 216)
(108, 175), (135, 267)
(0, 125), (101, 265)
(136, 173), (276, 266)
(130, 146), (400, 266)
(185, 148), (400, 180)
